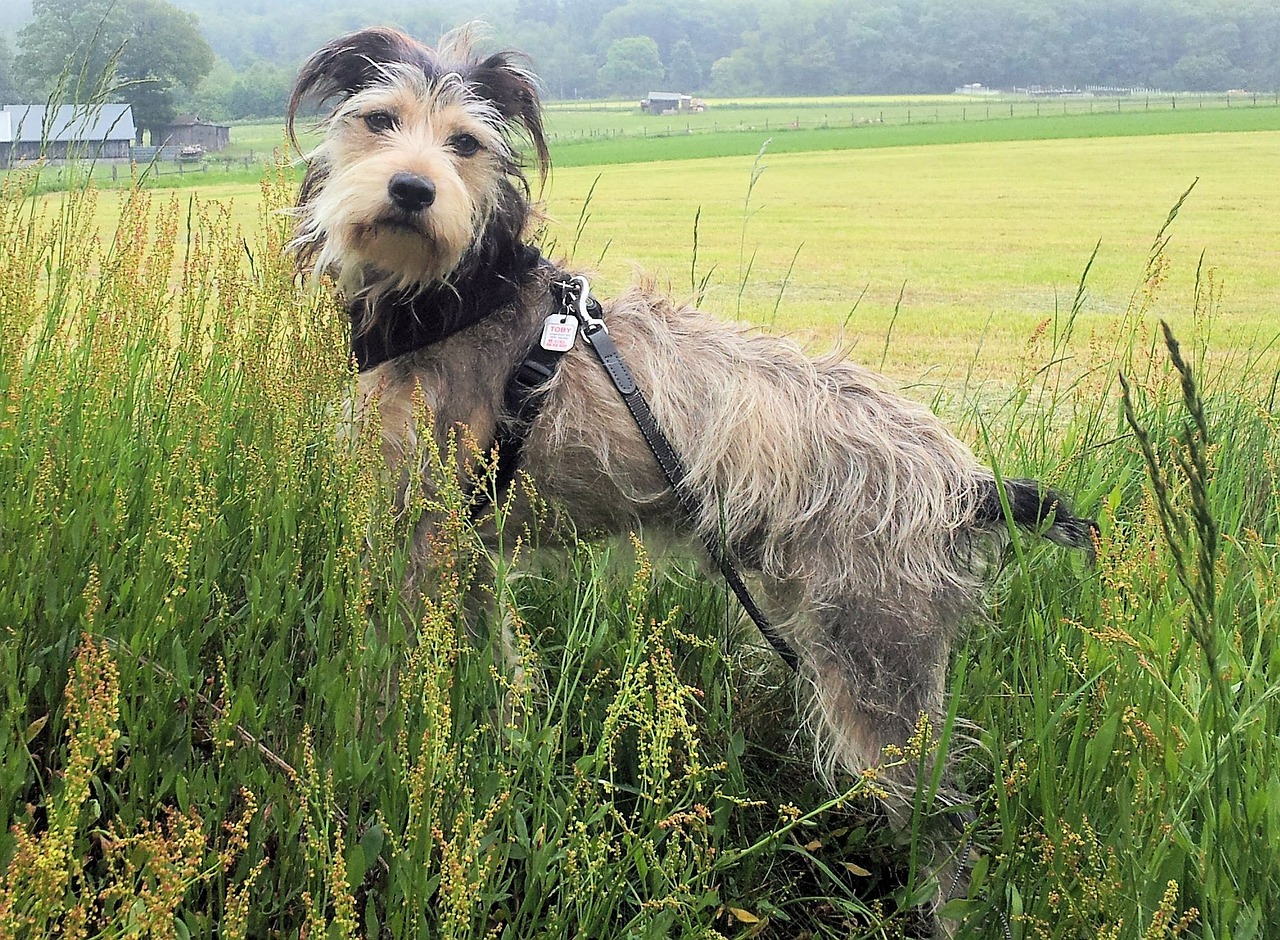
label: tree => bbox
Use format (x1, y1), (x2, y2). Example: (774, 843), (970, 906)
(15, 0), (124, 101)
(0, 34), (18, 103)
(598, 35), (663, 97)
(225, 60), (292, 121)
(116, 0), (215, 141)
(665, 38), (703, 91)
(16, 0), (213, 142)
(710, 47), (762, 96)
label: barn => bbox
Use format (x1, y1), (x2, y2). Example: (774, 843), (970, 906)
(0, 103), (137, 164)
(641, 92), (694, 114)
(157, 114), (231, 152)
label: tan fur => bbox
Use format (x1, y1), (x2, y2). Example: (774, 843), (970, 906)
(293, 70), (517, 297)
(291, 30), (1091, 927)
(359, 278), (995, 783)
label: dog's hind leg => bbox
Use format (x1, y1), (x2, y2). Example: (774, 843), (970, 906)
(806, 596), (952, 789)
(805, 591), (971, 935)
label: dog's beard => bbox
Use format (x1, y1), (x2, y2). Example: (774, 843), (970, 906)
(362, 211), (427, 237)
(314, 182), (490, 295)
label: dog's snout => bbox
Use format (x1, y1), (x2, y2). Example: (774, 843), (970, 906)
(388, 172), (436, 211)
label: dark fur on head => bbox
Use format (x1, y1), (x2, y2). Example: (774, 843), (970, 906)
(288, 26), (549, 179)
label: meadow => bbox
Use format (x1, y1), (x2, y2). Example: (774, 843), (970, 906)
(1, 106), (1278, 940)
(541, 92), (1280, 148)
(59, 119), (1280, 382)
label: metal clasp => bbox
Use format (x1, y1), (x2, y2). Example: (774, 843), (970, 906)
(564, 274), (607, 334)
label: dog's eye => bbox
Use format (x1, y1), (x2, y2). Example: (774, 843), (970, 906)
(449, 133), (481, 156)
(363, 111), (398, 134)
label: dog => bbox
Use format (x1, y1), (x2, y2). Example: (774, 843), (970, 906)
(287, 22), (1094, 900)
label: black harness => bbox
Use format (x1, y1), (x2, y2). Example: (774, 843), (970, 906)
(352, 254), (801, 673)
(350, 244), (546, 371)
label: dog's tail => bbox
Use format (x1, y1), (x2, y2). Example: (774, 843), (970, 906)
(975, 477), (1097, 552)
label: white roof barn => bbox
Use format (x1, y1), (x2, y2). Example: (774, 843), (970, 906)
(0, 103), (137, 162)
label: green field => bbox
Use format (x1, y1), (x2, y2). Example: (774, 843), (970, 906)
(542, 92), (1280, 151)
(3, 105), (1279, 938)
(548, 104), (1280, 165)
(57, 116), (1280, 385)
(541, 130), (1280, 379)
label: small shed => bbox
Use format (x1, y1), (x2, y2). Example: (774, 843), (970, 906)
(641, 92), (693, 114)
(0, 103), (136, 163)
(157, 115), (231, 152)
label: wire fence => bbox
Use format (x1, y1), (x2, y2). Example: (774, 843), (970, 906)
(546, 91), (1280, 143)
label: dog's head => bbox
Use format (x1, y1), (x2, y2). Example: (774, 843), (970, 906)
(288, 26), (549, 296)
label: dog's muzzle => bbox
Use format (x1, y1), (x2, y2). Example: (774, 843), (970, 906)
(388, 172), (436, 212)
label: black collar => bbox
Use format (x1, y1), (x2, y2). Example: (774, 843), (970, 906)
(349, 243), (545, 370)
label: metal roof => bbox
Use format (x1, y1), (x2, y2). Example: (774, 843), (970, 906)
(0, 104), (136, 145)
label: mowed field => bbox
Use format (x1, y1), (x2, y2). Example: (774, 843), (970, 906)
(85, 122), (1280, 382)
(544, 130), (1280, 377)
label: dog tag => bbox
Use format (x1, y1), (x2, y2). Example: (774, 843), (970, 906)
(539, 315), (578, 352)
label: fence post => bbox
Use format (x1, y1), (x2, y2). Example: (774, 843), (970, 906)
(907, 109), (911, 124)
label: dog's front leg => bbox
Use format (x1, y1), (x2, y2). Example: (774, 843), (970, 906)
(360, 364), (529, 695)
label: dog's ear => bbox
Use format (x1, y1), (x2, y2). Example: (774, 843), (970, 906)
(288, 27), (433, 148)
(468, 53), (551, 182)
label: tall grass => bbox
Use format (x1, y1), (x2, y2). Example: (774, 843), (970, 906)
(0, 162), (1276, 939)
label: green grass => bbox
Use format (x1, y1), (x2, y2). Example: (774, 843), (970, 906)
(23, 125), (1280, 388)
(543, 92), (1280, 139)
(547, 104), (1280, 166)
(2, 128), (1279, 937)
(541, 130), (1280, 382)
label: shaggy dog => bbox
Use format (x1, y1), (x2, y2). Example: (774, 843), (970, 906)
(287, 23), (1094, 908)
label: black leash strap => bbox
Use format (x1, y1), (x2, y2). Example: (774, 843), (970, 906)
(552, 276), (801, 674)
(486, 342), (563, 506)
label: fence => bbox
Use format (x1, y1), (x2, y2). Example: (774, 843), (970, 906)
(107, 152), (264, 180)
(545, 91), (1280, 144)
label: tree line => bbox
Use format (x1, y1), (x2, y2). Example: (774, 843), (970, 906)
(2, 0), (1277, 128)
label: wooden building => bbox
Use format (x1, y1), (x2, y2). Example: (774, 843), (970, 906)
(0, 103), (136, 163)
(157, 115), (231, 152)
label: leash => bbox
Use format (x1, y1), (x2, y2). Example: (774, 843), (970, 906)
(374, 255), (801, 673)
(548, 275), (801, 674)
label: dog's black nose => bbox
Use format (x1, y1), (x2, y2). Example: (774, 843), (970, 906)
(388, 172), (436, 211)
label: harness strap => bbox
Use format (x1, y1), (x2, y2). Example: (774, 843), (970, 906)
(470, 270), (801, 674)
(560, 280), (802, 674)
(487, 341), (564, 505)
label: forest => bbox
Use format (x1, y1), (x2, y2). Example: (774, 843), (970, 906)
(2, 0), (1279, 124)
